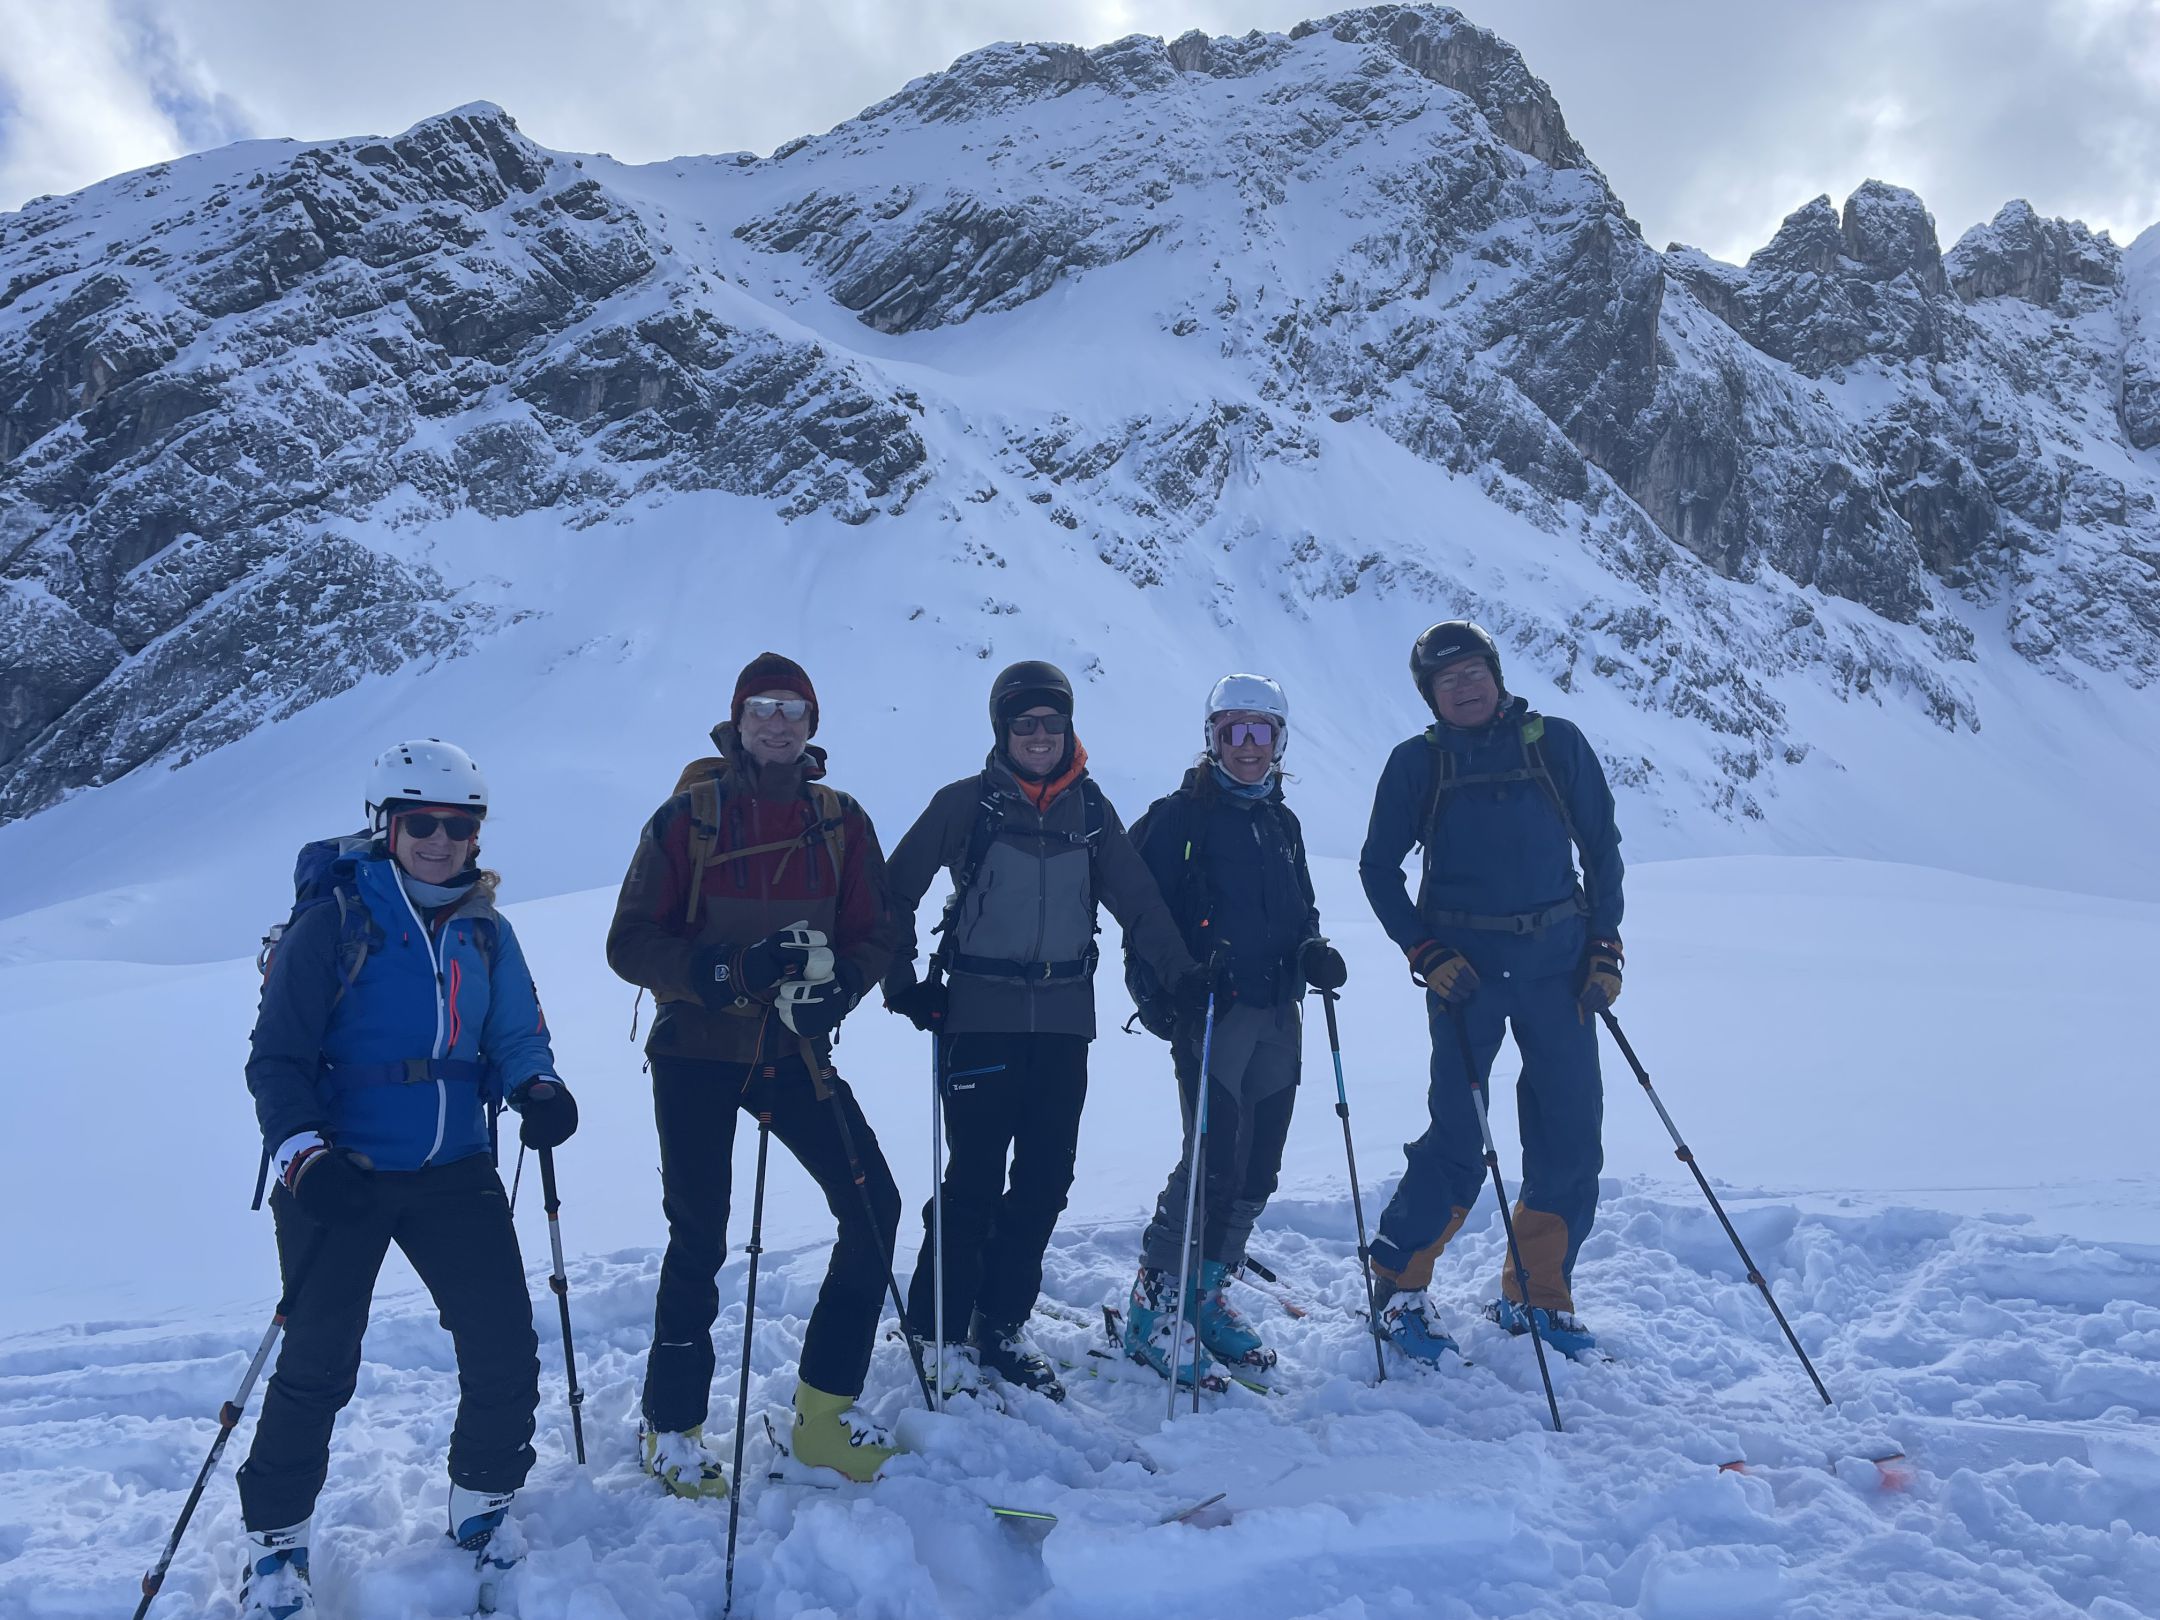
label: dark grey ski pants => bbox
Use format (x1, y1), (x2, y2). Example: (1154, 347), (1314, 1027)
(1140, 1000), (1302, 1274)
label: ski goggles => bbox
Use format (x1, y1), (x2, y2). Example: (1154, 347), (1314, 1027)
(1214, 720), (1277, 749)
(395, 810), (481, 841)
(1006, 713), (1071, 736)
(742, 697), (813, 722)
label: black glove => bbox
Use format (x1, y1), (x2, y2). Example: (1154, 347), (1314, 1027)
(885, 974), (948, 1034)
(1299, 937), (1348, 992)
(288, 1144), (377, 1226)
(511, 1077), (579, 1149)
(1172, 954), (1229, 1033)
(1577, 936), (1623, 1020)
(779, 963), (861, 1040)
(1408, 939), (1479, 1006)
(696, 920), (834, 1004)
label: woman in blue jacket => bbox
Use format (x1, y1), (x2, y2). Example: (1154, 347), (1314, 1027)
(233, 740), (578, 1620)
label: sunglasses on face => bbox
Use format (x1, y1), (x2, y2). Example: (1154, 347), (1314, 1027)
(1215, 720), (1277, 750)
(1432, 664), (1494, 693)
(1007, 713), (1071, 737)
(743, 697), (812, 723)
(396, 812), (480, 841)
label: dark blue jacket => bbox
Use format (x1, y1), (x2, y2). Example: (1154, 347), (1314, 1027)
(247, 855), (558, 1172)
(1360, 698), (1623, 981)
(1130, 766), (1321, 1010)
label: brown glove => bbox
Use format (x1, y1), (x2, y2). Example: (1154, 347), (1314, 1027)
(1578, 937), (1623, 1019)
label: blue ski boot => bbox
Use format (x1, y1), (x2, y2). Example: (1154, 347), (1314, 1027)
(1486, 1297), (1599, 1359)
(238, 1522), (313, 1619)
(449, 1484), (524, 1614)
(1123, 1264), (1210, 1388)
(1377, 1290), (1462, 1366)
(1196, 1261), (1277, 1372)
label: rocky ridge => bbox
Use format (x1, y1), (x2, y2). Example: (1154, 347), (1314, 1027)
(2, 6), (2155, 823)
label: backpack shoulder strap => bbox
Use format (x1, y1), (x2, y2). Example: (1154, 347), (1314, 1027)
(1518, 715), (1585, 859)
(931, 783), (1009, 966)
(805, 783), (851, 888)
(1420, 729), (1454, 851)
(683, 775), (724, 929)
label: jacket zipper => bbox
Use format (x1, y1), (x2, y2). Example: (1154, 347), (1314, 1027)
(396, 879), (452, 1165)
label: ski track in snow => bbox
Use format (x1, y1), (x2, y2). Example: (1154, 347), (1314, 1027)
(4, 1187), (2158, 1619)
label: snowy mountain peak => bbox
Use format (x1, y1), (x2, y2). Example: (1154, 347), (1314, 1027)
(1, 5), (2157, 862)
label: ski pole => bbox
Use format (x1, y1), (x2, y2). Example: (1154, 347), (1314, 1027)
(1319, 989), (1388, 1384)
(798, 1038), (938, 1410)
(722, 1110), (772, 1620)
(536, 1144), (587, 1464)
(1598, 1009), (1832, 1406)
(931, 1030), (946, 1414)
(133, 1228), (327, 1620)
(1165, 988), (1218, 1423)
(1449, 1010), (1563, 1434)
(508, 1140), (526, 1216)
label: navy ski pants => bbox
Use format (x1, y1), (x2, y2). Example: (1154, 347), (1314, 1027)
(1370, 971), (1603, 1312)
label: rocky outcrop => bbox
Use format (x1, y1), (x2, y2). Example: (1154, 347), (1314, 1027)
(1947, 201), (2120, 313)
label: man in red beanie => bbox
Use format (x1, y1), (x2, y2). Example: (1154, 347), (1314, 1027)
(608, 652), (909, 1492)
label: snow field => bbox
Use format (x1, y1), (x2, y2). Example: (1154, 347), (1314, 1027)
(0, 854), (2156, 1615)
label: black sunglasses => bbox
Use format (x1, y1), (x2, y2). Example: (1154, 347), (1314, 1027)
(397, 811), (480, 841)
(1007, 713), (1071, 736)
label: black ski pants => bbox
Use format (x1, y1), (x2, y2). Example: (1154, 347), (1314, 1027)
(237, 1152), (538, 1532)
(643, 1050), (901, 1430)
(903, 1032), (1089, 1341)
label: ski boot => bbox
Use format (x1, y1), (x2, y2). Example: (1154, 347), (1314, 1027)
(449, 1484), (524, 1615)
(1486, 1296), (1599, 1359)
(1196, 1261), (1277, 1374)
(970, 1311), (1066, 1402)
(911, 1335), (986, 1401)
(789, 1380), (896, 1483)
(1377, 1290), (1462, 1366)
(639, 1419), (729, 1499)
(1122, 1264), (1210, 1388)
(238, 1522), (313, 1619)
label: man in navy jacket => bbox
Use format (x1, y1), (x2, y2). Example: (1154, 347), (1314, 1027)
(1359, 622), (1624, 1362)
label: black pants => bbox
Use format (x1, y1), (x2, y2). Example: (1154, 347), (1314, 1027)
(903, 1032), (1089, 1340)
(237, 1153), (538, 1531)
(643, 1051), (901, 1430)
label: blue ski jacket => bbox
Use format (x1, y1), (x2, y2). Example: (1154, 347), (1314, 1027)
(1360, 696), (1624, 981)
(246, 854), (558, 1171)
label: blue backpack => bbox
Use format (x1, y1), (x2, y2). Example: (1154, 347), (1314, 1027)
(249, 832), (379, 1208)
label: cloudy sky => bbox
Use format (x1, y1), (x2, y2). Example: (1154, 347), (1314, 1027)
(1, 0), (2153, 263)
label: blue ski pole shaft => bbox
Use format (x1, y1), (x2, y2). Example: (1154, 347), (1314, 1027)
(1319, 990), (1387, 1384)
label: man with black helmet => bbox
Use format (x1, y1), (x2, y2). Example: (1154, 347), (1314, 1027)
(881, 660), (1203, 1400)
(1359, 621), (1625, 1363)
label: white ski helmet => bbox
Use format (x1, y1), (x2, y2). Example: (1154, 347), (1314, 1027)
(1205, 673), (1289, 761)
(365, 739), (489, 833)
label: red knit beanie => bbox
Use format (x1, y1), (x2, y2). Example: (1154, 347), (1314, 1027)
(731, 651), (819, 736)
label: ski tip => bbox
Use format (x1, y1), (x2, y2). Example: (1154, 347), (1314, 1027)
(1159, 1490), (1228, 1525)
(991, 1504), (1059, 1545)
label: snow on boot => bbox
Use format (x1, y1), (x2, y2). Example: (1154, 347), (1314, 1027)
(1378, 1290), (1462, 1366)
(640, 1420), (729, 1499)
(1122, 1265), (1211, 1389)
(912, 1336), (987, 1401)
(238, 1522), (313, 1620)
(970, 1312), (1066, 1402)
(1196, 1261), (1276, 1371)
(1486, 1297), (1599, 1359)
(790, 1381), (896, 1483)
(449, 1484), (524, 1614)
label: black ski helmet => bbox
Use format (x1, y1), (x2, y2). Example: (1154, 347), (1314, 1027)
(989, 660), (1075, 731)
(1411, 620), (1502, 701)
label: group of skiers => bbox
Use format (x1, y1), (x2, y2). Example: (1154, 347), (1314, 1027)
(227, 621), (1625, 1617)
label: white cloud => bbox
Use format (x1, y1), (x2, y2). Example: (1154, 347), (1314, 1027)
(0, 0), (192, 205)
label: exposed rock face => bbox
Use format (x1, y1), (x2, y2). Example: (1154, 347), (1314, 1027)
(3, 8), (2156, 825)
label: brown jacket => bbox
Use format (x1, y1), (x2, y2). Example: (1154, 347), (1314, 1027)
(883, 746), (1197, 1039)
(607, 724), (900, 1064)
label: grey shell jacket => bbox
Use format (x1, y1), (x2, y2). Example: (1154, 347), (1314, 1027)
(882, 752), (1199, 1038)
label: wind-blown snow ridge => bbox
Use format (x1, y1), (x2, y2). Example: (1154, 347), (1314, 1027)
(2, 4), (2156, 838)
